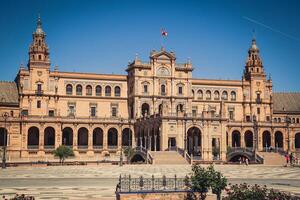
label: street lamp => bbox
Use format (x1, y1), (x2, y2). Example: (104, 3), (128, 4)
(2, 112), (9, 169)
(286, 116), (291, 153)
(253, 114), (258, 162)
(184, 112), (187, 158)
(119, 118), (124, 167)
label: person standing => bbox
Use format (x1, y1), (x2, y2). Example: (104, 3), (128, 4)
(285, 154), (289, 166)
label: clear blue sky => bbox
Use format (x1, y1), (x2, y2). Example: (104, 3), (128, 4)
(0, 0), (299, 91)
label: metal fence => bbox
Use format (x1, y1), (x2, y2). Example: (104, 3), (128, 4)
(116, 175), (188, 193)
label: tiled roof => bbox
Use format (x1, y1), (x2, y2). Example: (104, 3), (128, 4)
(273, 92), (300, 113)
(0, 81), (19, 105)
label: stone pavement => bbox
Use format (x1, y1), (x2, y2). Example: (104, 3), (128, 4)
(0, 164), (300, 199)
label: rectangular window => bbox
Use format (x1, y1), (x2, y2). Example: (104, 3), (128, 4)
(37, 100), (41, 108)
(144, 85), (148, 93)
(178, 86), (183, 95)
(266, 116), (270, 122)
(90, 106), (96, 117)
(21, 110), (28, 116)
(112, 107), (117, 117)
(37, 84), (42, 92)
(68, 105), (75, 116)
(229, 111), (234, 120)
(246, 115), (251, 122)
(257, 108), (260, 115)
(49, 110), (54, 117)
(192, 109), (197, 117)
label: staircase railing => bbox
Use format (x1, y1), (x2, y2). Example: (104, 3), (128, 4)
(185, 151), (192, 164)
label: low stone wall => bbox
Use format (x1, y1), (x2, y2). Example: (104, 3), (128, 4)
(116, 191), (216, 200)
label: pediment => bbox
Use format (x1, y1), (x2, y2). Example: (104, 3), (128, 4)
(151, 50), (176, 60)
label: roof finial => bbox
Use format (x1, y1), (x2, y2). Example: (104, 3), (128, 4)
(35, 14), (44, 34)
(250, 29), (259, 51)
(252, 29), (256, 41)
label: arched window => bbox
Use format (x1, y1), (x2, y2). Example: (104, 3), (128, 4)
(231, 91), (236, 101)
(66, 84), (73, 95)
(214, 91), (219, 100)
(114, 86), (121, 97)
(161, 84), (166, 95)
(141, 103), (150, 116)
(105, 86), (111, 96)
(197, 90), (203, 99)
(86, 85), (92, 95)
(95, 85), (102, 96)
(192, 90), (195, 99)
(206, 90), (211, 100)
(76, 85), (82, 95)
(222, 91), (228, 100)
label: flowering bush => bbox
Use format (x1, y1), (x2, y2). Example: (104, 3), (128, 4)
(223, 183), (298, 200)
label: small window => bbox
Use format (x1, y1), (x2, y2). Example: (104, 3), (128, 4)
(192, 109), (197, 117)
(257, 108), (260, 115)
(66, 84), (73, 95)
(246, 115), (251, 122)
(197, 90), (203, 99)
(112, 107), (117, 117)
(90, 106), (96, 117)
(230, 91), (236, 101)
(49, 110), (54, 117)
(178, 86), (183, 95)
(161, 84), (166, 95)
(21, 110), (28, 116)
(76, 85), (82, 95)
(229, 111), (234, 120)
(68, 105), (75, 116)
(10, 111), (14, 117)
(38, 55), (42, 60)
(214, 91), (219, 100)
(95, 85), (102, 96)
(297, 118), (300, 123)
(266, 116), (270, 122)
(86, 85), (92, 95)
(37, 84), (42, 92)
(114, 86), (121, 97)
(206, 90), (211, 100)
(222, 91), (228, 100)
(37, 100), (41, 108)
(144, 85), (148, 93)
(105, 86), (111, 96)
(278, 118), (281, 123)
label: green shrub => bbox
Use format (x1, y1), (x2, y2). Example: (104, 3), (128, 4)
(53, 145), (74, 165)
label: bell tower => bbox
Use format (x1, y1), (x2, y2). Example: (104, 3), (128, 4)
(28, 15), (50, 69)
(243, 37), (266, 81)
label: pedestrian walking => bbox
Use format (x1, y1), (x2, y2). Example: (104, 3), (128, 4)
(245, 158), (249, 166)
(285, 154), (289, 166)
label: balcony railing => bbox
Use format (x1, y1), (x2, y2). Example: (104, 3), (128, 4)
(35, 90), (44, 96)
(93, 145), (103, 149)
(27, 145), (39, 150)
(78, 145), (88, 149)
(108, 145), (118, 150)
(44, 145), (55, 150)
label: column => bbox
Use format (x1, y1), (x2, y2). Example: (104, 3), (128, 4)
(118, 126), (122, 150)
(103, 127), (108, 150)
(73, 126), (78, 150)
(55, 124), (61, 148)
(228, 131), (232, 148)
(88, 127), (93, 150)
(39, 126), (44, 150)
(241, 132), (245, 148)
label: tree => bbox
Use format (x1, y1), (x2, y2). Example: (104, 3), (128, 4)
(207, 165), (227, 200)
(53, 145), (74, 165)
(185, 164), (211, 200)
(123, 146), (135, 163)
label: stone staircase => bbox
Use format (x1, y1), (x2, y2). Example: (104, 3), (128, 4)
(150, 151), (188, 165)
(258, 152), (286, 166)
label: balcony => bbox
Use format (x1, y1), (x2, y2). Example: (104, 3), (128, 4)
(35, 90), (44, 96)
(44, 145), (55, 150)
(93, 145), (103, 149)
(28, 145), (39, 150)
(78, 145), (88, 149)
(108, 145), (118, 150)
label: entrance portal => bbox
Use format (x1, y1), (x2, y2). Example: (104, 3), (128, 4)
(168, 137), (176, 151)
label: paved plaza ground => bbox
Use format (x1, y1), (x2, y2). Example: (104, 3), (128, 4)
(0, 164), (300, 199)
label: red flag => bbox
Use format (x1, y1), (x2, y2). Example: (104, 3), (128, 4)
(161, 29), (168, 37)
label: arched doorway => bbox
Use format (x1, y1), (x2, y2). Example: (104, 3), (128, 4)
(93, 128), (103, 149)
(295, 133), (300, 150)
(275, 131), (283, 149)
(28, 127), (39, 149)
(232, 131), (241, 147)
(108, 128), (118, 149)
(62, 127), (73, 146)
(141, 103), (150, 117)
(122, 128), (132, 147)
(187, 127), (201, 157)
(78, 127), (88, 149)
(262, 131), (271, 150)
(44, 127), (55, 148)
(0, 128), (7, 146)
(244, 131), (253, 148)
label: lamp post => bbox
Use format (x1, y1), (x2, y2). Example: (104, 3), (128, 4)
(2, 112), (9, 169)
(286, 116), (291, 153)
(253, 114), (258, 162)
(119, 118), (124, 167)
(184, 112), (187, 158)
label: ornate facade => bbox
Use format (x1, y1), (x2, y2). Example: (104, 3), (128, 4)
(1, 17), (300, 162)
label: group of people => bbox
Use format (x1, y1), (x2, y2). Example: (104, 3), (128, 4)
(285, 152), (298, 166)
(238, 156), (249, 166)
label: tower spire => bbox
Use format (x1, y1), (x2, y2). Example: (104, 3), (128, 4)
(35, 14), (44, 35)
